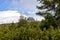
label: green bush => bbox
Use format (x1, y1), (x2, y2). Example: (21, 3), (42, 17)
(0, 19), (59, 40)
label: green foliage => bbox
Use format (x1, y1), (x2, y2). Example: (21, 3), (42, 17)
(0, 19), (59, 40)
(36, 0), (60, 29)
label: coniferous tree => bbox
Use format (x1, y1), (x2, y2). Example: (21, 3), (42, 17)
(36, 0), (60, 29)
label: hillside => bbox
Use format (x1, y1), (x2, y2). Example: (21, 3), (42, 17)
(0, 19), (59, 40)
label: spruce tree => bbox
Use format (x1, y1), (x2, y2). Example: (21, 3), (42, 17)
(36, 0), (60, 29)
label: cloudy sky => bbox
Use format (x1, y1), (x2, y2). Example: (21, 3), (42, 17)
(0, 0), (37, 13)
(0, 0), (44, 24)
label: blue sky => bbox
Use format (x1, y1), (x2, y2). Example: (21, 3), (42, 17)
(0, 0), (37, 15)
(0, 0), (44, 24)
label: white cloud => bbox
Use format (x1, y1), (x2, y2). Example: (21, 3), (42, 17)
(20, 0), (37, 11)
(26, 11), (44, 21)
(0, 10), (20, 18)
(11, 0), (38, 12)
(0, 10), (21, 24)
(32, 15), (44, 21)
(19, 0), (44, 21)
(0, 10), (44, 24)
(0, 16), (19, 24)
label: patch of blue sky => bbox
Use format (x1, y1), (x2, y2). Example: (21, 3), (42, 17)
(0, 0), (37, 16)
(0, 0), (11, 11)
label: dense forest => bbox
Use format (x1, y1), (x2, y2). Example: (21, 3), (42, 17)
(0, 0), (60, 40)
(0, 18), (60, 40)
